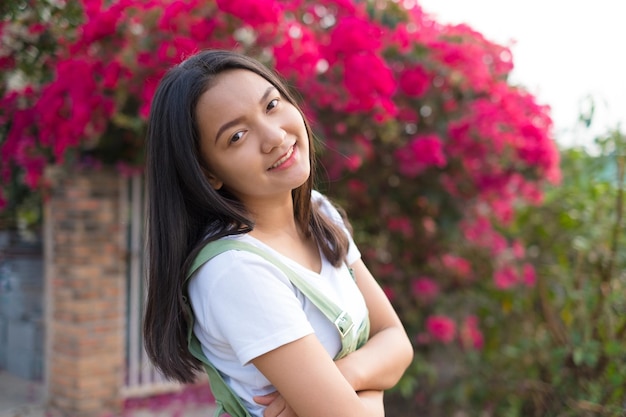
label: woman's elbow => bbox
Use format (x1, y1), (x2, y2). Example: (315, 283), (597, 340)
(401, 334), (414, 369)
(394, 330), (415, 383)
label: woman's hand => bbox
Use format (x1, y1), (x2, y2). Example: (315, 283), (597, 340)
(254, 392), (297, 417)
(254, 390), (384, 417)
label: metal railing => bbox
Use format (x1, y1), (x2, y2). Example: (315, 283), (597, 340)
(122, 175), (180, 397)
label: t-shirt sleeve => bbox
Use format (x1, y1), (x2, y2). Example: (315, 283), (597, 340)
(188, 249), (315, 365)
(312, 190), (361, 265)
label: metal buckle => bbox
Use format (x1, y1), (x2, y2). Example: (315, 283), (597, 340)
(334, 311), (354, 339)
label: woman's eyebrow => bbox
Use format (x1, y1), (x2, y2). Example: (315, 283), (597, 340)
(259, 86), (276, 105)
(214, 86), (277, 143)
(215, 116), (245, 143)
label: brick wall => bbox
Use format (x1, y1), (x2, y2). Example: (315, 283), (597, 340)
(44, 167), (126, 417)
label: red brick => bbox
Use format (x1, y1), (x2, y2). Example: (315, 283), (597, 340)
(46, 168), (126, 417)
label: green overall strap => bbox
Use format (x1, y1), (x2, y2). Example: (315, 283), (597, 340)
(189, 240), (359, 340)
(183, 290), (251, 416)
(184, 239), (370, 416)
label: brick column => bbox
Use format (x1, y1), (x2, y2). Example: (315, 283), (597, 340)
(44, 167), (126, 417)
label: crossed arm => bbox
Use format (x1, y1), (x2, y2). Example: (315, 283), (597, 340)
(251, 259), (414, 417)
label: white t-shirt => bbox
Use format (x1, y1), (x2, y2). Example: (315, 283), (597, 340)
(188, 191), (368, 416)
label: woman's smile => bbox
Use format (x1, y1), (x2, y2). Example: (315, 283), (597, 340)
(268, 144), (296, 170)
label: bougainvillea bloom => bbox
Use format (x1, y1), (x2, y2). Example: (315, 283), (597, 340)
(494, 266), (518, 290)
(459, 315), (484, 350)
(426, 315), (456, 344)
(399, 65), (431, 97)
(216, 0), (283, 27)
(388, 216), (414, 238)
(395, 134), (447, 178)
(441, 254), (471, 278)
(411, 277), (440, 303)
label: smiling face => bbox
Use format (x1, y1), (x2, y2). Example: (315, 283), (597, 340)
(196, 69), (311, 207)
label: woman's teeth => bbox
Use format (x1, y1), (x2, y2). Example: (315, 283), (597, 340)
(270, 146), (294, 169)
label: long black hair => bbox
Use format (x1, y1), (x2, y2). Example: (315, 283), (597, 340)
(143, 50), (350, 383)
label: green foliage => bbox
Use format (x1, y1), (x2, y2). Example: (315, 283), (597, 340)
(471, 130), (626, 416)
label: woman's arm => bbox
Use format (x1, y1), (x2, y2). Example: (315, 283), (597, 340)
(254, 390), (383, 417)
(251, 334), (384, 417)
(252, 259), (412, 416)
(334, 258), (414, 392)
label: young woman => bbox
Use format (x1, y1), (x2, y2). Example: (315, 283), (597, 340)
(143, 49), (413, 417)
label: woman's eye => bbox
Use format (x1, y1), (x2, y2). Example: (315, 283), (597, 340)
(230, 131), (244, 143)
(267, 98), (279, 112)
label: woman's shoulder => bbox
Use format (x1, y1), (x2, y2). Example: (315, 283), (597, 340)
(194, 235), (275, 273)
(311, 189), (331, 206)
(312, 189), (335, 213)
(189, 237), (296, 297)
(311, 190), (348, 225)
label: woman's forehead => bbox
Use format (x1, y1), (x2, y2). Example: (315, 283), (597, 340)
(208, 69), (274, 98)
(195, 70), (276, 138)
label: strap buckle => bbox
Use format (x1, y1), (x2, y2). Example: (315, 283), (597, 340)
(334, 311), (354, 339)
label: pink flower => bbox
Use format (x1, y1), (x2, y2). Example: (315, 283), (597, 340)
(411, 277), (439, 303)
(24, 157), (45, 188)
(490, 198), (515, 224)
(395, 134), (447, 178)
(158, 1), (191, 31)
(512, 240), (526, 259)
(189, 19), (217, 42)
(0, 189), (6, 210)
(426, 315), (456, 344)
(399, 65), (431, 97)
(273, 23), (321, 78)
(494, 266), (518, 290)
(28, 23), (46, 35)
(101, 60), (129, 90)
(325, 16), (383, 61)
(396, 107), (419, 123)
(344, 154), (362, 172)
(388, 216), (414, 238)
(80, 0), (127, 45)
(459, 315), (484, 350)
(441, 254), (471, 278)
(216, 0), (283, 27)
(347, 179), (367, 194)
(343, 52), (396, 113)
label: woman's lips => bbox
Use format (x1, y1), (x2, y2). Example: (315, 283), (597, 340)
(269, 145), (295, 170)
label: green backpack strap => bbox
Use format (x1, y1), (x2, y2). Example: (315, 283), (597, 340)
(183, 292), (251, 417)
(183, 239), (370, 416)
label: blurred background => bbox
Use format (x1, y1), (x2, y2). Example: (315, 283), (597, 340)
(420, 0), (626, 151)
(1, 0), (624, 416)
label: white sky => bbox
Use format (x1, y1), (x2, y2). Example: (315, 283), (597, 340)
(417, 0), (626, 148)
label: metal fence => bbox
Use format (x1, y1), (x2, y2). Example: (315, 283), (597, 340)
(122, 175), (180, 397)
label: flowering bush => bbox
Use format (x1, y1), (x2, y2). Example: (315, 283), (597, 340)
(469, 131), (625, 416)
(1, 0), (562, 413)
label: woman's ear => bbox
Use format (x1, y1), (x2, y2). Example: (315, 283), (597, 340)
(207, 174), (223, 190)
(200, 165), (223, 190)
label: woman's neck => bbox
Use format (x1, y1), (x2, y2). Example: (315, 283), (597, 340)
(246, 198), (320, 274)
(245, 194), (300, 240)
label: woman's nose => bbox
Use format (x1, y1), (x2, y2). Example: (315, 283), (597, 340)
(260, 121), (286, 153)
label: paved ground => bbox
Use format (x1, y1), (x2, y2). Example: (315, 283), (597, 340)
(0, 371), (45, 417)
(0, 371), (217, 417)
